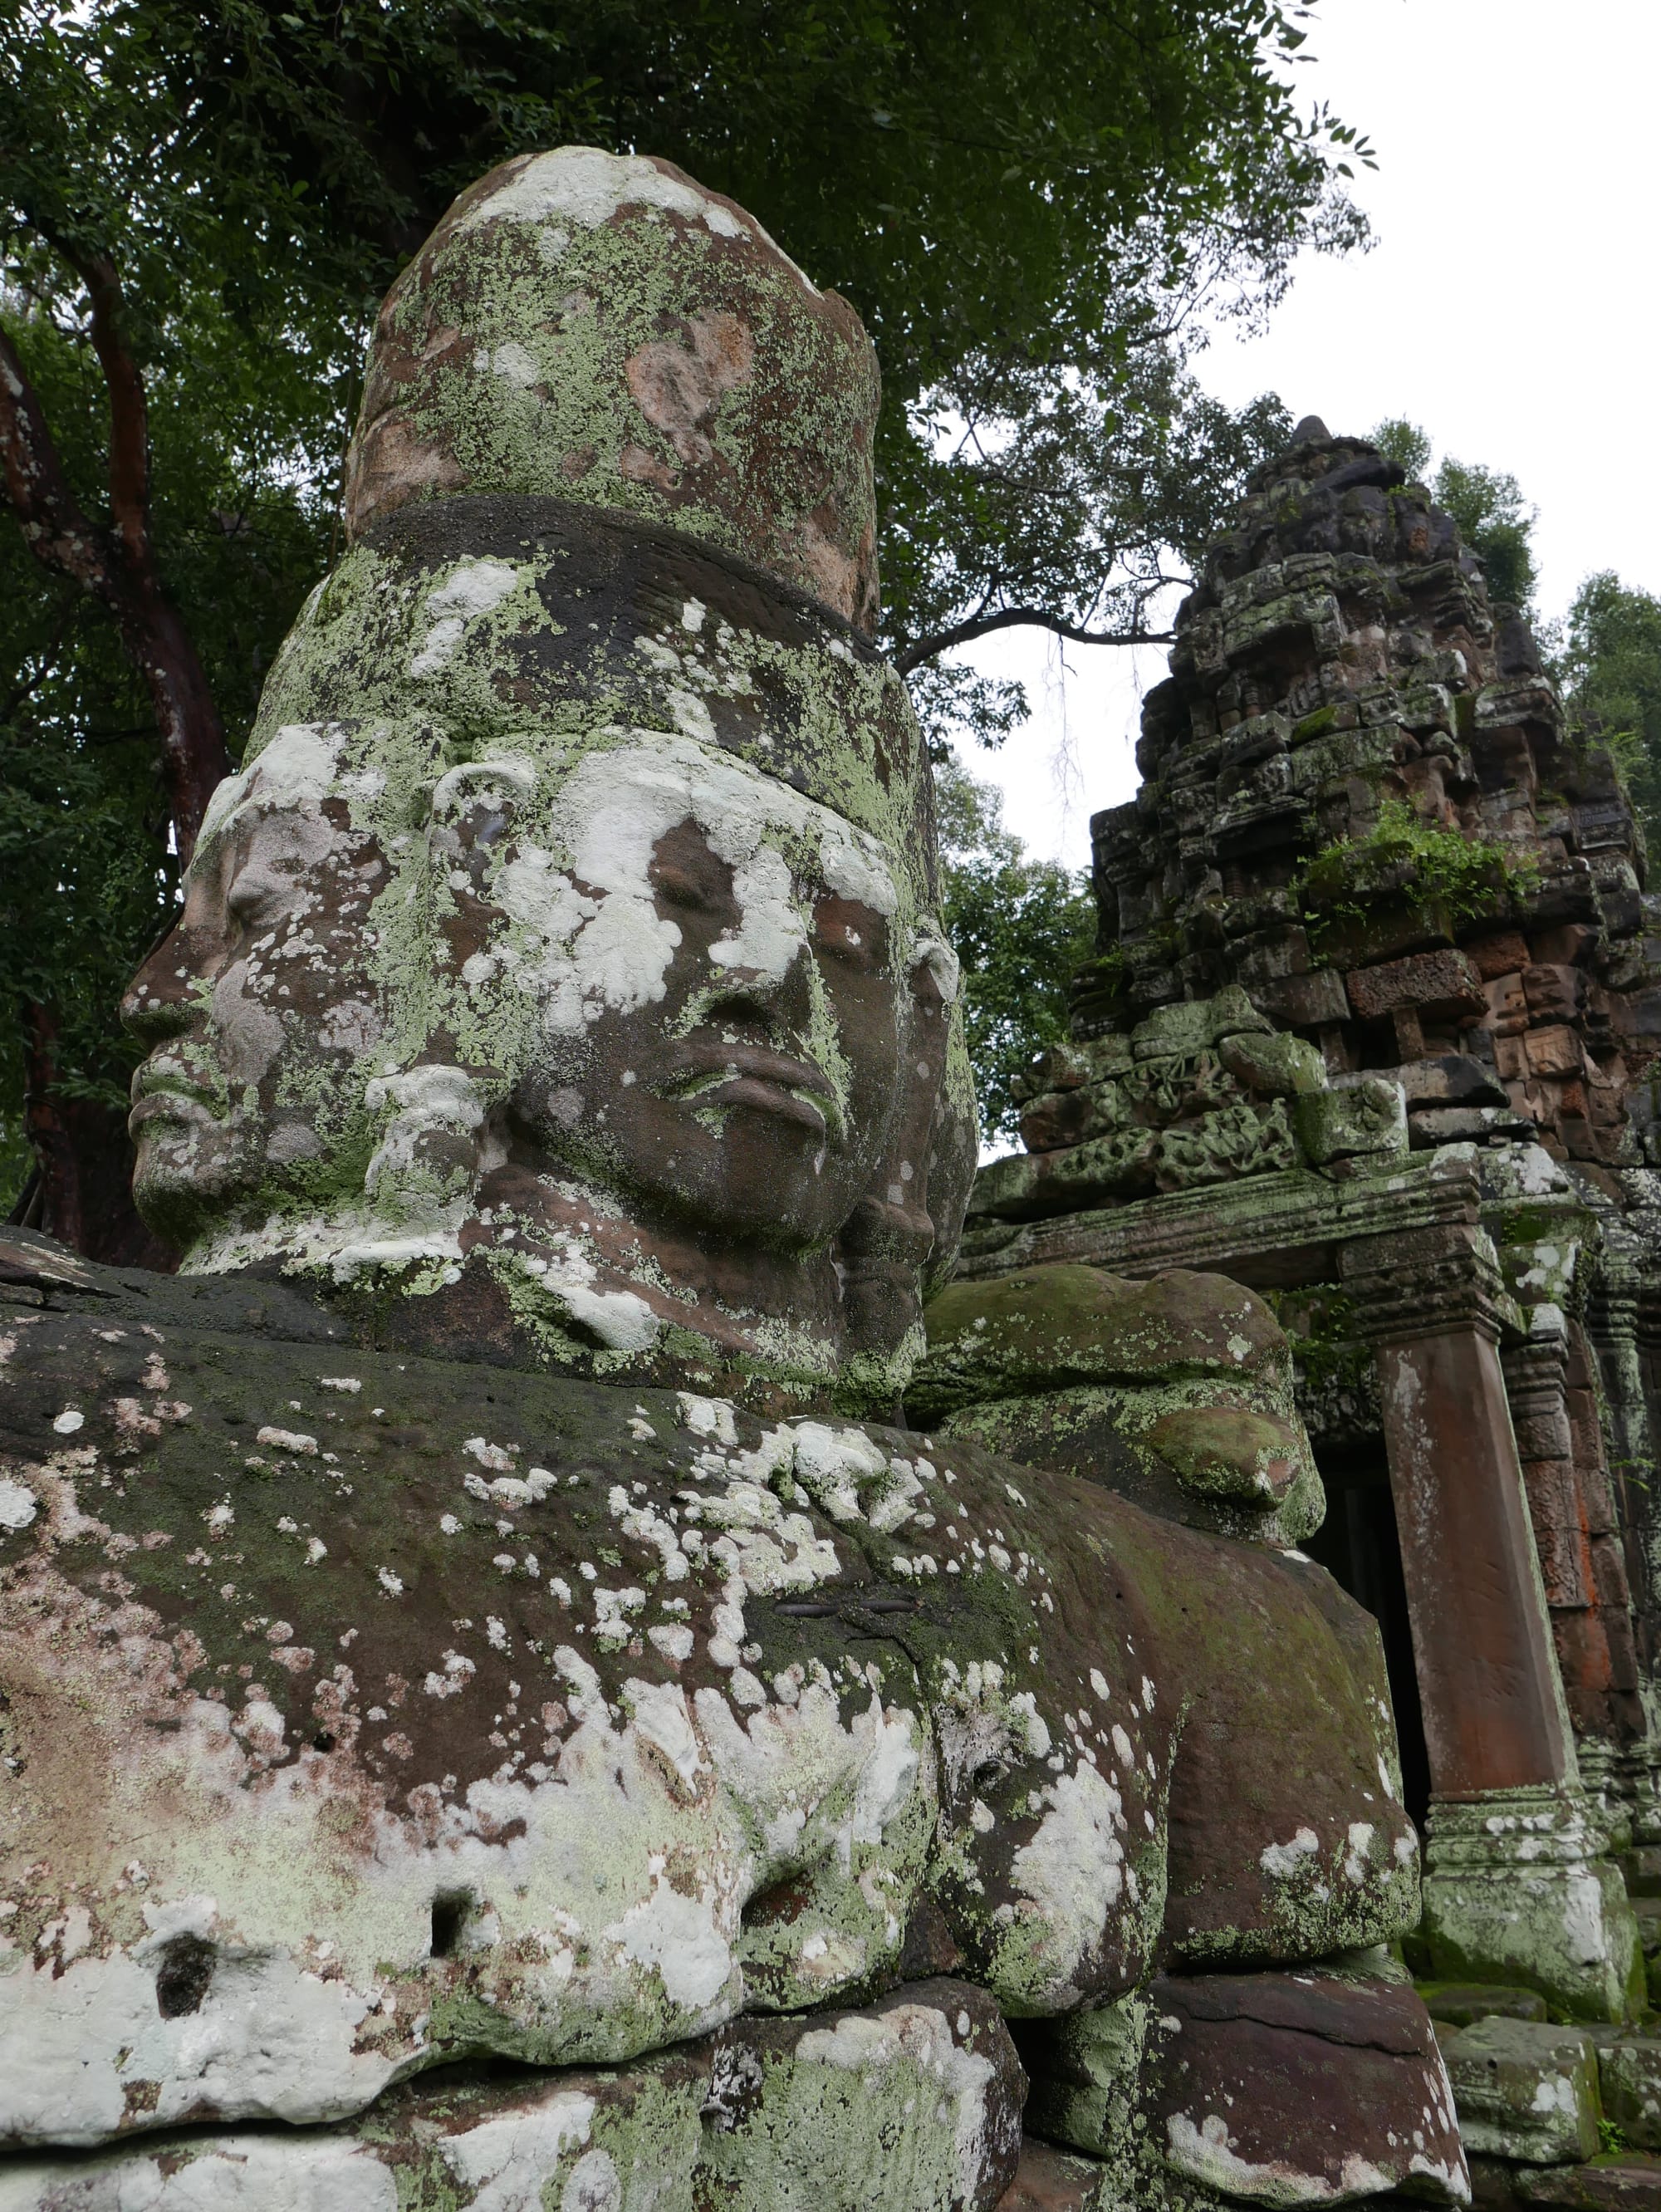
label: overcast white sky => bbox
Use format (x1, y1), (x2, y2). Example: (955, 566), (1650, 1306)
(956, 0), (1661, 868)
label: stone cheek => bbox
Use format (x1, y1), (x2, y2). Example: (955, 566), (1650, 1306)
(0, 1300), (1418, 2150)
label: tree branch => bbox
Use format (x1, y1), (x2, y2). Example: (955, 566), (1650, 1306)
(0, 321), (120, 599)
(893, 606), (1176, 674)
(0, 588), (81, 723)
(66, 242), (150, 562)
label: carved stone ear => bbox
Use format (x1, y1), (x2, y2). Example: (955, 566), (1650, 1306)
(420, 754), (541, 970)
(835, 923), (976, 1363)
(907, 922), (977, 1302)
(429, 755), (538, 841)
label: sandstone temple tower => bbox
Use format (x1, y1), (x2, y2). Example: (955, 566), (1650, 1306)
(964, 417), (1661, 2038)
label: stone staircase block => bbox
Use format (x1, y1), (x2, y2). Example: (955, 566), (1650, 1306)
(1422, 1983), (1551, 2029)
(1440, 2018), (1601, 2163)
(1590, 2032), (1661, 2151)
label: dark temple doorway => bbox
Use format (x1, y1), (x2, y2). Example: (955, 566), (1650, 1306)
(1303, 1448), (1432, 1834)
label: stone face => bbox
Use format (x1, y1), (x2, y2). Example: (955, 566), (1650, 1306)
(1440, 2018), (1601, 2164)
(119, 266), (977, 1415)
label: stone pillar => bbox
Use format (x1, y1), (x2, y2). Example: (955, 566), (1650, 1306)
(1589, 1265), (1661, 1673)
(1345, 1223), (1572, 1794)
(1503, 1309), (1643, 1756)
(1343, 1220), (1639, 2019)
(1586, 1260), (1661, 1845)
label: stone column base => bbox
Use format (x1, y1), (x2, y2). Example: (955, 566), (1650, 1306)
(1420, 1786), (1643, 2022)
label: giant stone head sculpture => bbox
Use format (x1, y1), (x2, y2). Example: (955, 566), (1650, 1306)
(0, 157), (1458, 2208)
(123, 150), (977, 1408)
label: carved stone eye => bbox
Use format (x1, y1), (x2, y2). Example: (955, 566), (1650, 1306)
(652, 864), (725, 915)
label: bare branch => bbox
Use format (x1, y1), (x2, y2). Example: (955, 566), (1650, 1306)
(894, 606), (1176, 674)
(68, 243), (150, 561)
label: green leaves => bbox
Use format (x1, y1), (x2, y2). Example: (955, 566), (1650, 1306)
(884, 367), (1295, 744)
(0, 0), (1369, 1211)
(936, 758), (1096, 1143)
(1298, 798), (1538, 936)
(1367, 418), (1539, 614)
(1560, 571), (1661, 860)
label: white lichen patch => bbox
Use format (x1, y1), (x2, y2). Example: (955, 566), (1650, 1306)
(1166, 2110), (1394, 2206)
(0, 1478), (37, 1534)
(0, 1493), (933, 2146)
(408, 560), (522, 678)
(486, 734), (897, 1041)
(1261, 1827), (1320, 1880)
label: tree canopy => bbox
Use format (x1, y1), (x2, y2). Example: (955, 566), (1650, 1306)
(1370, 418), (1538, 611)
(0, 0), (1369, 1238)
(936, 759), (1097, 1147)
(1560, 571), (1661, 861)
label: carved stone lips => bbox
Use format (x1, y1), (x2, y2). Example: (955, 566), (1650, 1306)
(667, 1042), (840, 1140)
(130, 1059), (224, 1131)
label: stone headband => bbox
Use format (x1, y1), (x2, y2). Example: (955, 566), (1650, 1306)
(251, 494), (939, 910)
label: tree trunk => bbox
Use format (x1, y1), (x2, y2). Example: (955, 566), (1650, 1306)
(0, 254), (231, 856)
(0, 234), (226, 1263)
(15, 1003), (174, 1269)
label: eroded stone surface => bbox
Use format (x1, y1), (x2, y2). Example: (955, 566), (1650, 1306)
(1139, 1970), (1465, 2207)
(345, 148), (884, 629)
(912, 1262), (1320, 1547)
(0, 1273), (1418, 2146)
(1440, 2018), (1601, 2165)
(992, 2138), (1109, 2211)
(1591, 2031), (1661, 2154)
(0, 1978), (1022, 2211)
(1021, 1964), (1467, 2209)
